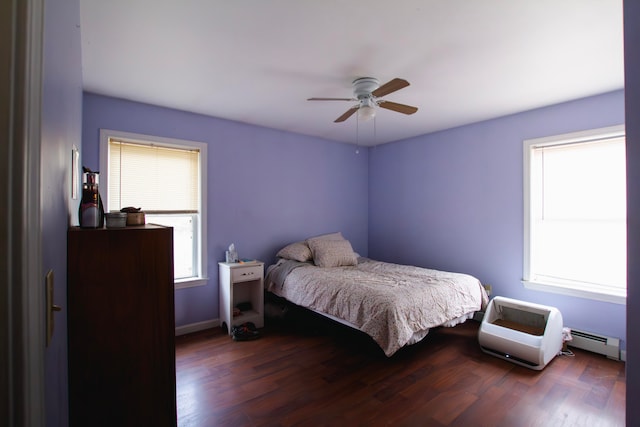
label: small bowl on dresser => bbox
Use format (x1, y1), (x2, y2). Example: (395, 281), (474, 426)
(126, 211), (146, 226)
(105, 212), (127, 228)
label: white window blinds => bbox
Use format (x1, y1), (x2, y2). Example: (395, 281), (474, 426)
(108, 140), (200, 212)
(528, 136), (626, 295)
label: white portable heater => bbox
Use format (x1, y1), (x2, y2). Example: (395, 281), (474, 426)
(478, 296), (563, 370)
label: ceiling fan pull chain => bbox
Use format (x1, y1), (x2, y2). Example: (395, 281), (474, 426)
(374, 115), (377, 146)
(355, 113), (360, 154)
(356, 112), (359, 145)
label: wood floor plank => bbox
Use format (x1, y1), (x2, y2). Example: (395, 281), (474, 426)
(175, 315), (625, 427)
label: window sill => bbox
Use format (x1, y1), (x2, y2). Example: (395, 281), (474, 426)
(175, 277), (208, 290)
(522, 280), (626, 305)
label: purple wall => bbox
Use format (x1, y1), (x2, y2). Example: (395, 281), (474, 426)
(41, 0), (82, 425)
(624, 0), (640, 422)
(41, 1), (639, 424)
(369, 90), (626, 346)
(81, 93), (369, 327)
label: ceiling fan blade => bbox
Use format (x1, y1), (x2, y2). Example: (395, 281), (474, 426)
(307, 97), (355, 101)
(378, 101), (418, 115)
(334, 107), (359, 123)
(372, 78), (410, 98)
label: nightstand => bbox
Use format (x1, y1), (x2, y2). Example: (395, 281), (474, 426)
(218, 261), (265, 334)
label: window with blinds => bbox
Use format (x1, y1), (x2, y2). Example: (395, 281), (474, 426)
(100, 130), (208, 287)
(523, 125), (626, 304)
(108, 140), (200, 213)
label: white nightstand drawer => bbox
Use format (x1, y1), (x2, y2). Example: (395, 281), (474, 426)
(231, 265), (263, 282)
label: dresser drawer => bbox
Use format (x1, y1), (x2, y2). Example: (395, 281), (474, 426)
(231, 264), (263, 283)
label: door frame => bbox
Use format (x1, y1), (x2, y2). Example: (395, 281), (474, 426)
(1, 0), (45, 425)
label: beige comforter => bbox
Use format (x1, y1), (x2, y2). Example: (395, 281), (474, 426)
(266, 257), (489, 356)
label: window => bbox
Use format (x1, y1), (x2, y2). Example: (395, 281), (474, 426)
(100, 130), (208, 289)
(523, 125), (626, 304)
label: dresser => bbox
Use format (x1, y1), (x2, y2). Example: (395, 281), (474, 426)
(67, 225), (177, 427)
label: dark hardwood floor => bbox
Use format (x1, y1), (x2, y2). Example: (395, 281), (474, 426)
(175, 309), (626, 427)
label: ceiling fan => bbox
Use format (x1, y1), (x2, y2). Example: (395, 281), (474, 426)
(307, 77), (418, 123)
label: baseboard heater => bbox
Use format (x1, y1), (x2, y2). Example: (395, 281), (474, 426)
(478, 297), (563, 370)
(568, 329), (620, 360)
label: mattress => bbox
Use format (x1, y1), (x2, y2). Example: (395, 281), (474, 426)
(266, 257), (488, 356)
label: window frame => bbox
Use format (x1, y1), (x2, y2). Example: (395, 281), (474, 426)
(99, 129), (208, 289)
(522, 124), (626, 305)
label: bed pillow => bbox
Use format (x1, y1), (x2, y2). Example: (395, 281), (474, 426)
(306, 231), (345, 242)
(276, 241), (312, 262)
(307, 238), (358, 268)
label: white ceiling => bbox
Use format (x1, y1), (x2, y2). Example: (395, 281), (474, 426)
(80, 1), (624, 147)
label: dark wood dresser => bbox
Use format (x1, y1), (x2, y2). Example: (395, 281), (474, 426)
(67, 225), (177, 427)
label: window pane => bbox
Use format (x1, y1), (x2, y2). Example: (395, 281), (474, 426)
(147, 214), (196, 280)
(535, 218), (626, 289)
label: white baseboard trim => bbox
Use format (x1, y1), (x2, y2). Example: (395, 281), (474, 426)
(175, 319), (219, 336)
(621, 350), (627, 362)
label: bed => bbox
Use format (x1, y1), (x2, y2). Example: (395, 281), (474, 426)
(265, 233), (489, 356)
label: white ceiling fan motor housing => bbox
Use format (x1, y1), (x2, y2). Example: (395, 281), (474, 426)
(353, 77), (380, 100)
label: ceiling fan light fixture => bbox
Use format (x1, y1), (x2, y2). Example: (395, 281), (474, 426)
(358, 104), (376, 121)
